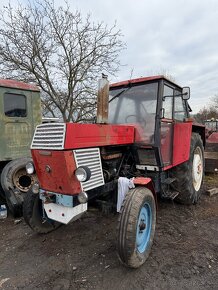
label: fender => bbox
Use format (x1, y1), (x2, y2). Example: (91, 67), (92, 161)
(133, 177), (157, 208)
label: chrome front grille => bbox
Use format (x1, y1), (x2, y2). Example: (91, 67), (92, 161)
(31, 123), (66, 150)
(73, 148), (105, 191)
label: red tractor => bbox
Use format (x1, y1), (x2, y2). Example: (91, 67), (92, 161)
(23, 75), (205, 268)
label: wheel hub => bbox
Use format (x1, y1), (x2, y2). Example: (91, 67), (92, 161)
(192, 147), (203, 191)
(139, 220), (146, 232)
(136, 203), (152, 253)
(13, 168), (37, 192)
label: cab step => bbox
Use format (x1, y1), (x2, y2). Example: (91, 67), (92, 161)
(162, 177), (176, 185)
(162, 190), (179, 200)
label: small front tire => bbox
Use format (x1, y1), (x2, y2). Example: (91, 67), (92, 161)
(117, 187), (156, 268)
(23, 189), (61, 234)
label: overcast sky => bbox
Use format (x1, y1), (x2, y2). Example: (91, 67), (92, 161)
(1, 0), (218, 113)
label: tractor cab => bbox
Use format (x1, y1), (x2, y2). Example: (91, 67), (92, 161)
(108, 76), (192, 171)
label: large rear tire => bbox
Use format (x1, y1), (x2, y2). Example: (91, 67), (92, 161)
(23, 189), (61, 234)
(117, 187), (156, 268)
(0, 180), (6, 204)
(172, 133), (204, 205)
(1, 158), (38, 217)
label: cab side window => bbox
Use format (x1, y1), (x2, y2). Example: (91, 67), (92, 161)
(162, 85), (173, 119)
(4, 93), (27, 117)
(174, 90), (187, 121)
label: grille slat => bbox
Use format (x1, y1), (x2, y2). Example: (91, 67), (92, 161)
(74, 154), (100, 159)
(34, 132), (65, 134)
(73, 148), (104, 191)
(32, 139), (63, 143)
(31, 123), (66, 150)
(77, 160), (101, 167)
(75, 151), (99, 156)
(82, 176), (104, 186)
(74, 148), (99, 152)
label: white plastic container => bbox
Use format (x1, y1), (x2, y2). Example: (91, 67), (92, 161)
(0, 205), (7, 219)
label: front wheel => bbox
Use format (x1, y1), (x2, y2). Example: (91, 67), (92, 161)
(117, 187), (156, 268)
(23, 189), (61, 234)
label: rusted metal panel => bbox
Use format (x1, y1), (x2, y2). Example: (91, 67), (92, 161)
(205, 137), (218, 172)
(207, 132), (218, 143)
(205, 158), (218, 173)
(204, 151), (218, 159)
(0, 79), (40, 92)
(96, 77), (109, 123)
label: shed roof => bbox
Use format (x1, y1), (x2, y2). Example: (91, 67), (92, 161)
(0, 79), (40, 92)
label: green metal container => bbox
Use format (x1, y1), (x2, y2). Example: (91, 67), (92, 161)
(0, 79), (42, 161)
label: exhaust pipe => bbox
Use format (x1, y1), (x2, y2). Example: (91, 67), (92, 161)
(96, 74), (109, 124)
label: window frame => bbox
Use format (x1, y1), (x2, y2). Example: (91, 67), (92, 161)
(162, 84), (174, 120)
(3, 92), (27, 118)
(162, 82), (187, 121)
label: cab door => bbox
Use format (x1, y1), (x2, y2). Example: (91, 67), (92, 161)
(160, 83), (189, 167)
(160, 84), (174, 166)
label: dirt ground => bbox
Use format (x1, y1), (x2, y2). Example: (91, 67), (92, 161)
(0, 175), (218, 290)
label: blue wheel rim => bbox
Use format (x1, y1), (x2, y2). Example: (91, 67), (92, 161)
(136, 202), (152, 253)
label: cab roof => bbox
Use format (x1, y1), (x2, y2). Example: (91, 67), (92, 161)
(0, 79), (40, 92)
(110, 75), (181, 89)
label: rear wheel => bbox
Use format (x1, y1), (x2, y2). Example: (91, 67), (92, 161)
(1, 158), (38, 217)
(0, 178), (6, 204)
(117, 187), (156, 268)
(0, 191), (5, 205)
(172, 133), (204, 205)
(23, 189), (61, 234)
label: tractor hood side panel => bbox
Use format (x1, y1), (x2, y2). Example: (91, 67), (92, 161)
(64, 123), (135, 149)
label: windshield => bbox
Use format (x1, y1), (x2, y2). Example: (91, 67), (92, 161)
(108, 82), (158, 144)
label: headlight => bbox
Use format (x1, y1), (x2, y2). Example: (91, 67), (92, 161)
(75, 166), (91, 182)
(32, 182), (40, 194)
(78, 191), (88, 203)
(26, 162), (35, 175)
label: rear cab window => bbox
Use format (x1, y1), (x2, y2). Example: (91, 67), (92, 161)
(4, 93), (27, 117)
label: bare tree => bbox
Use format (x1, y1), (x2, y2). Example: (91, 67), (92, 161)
(212, 95), (218, 110)
(0, 0), (125, 122)
(194, 106), (218, 123)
